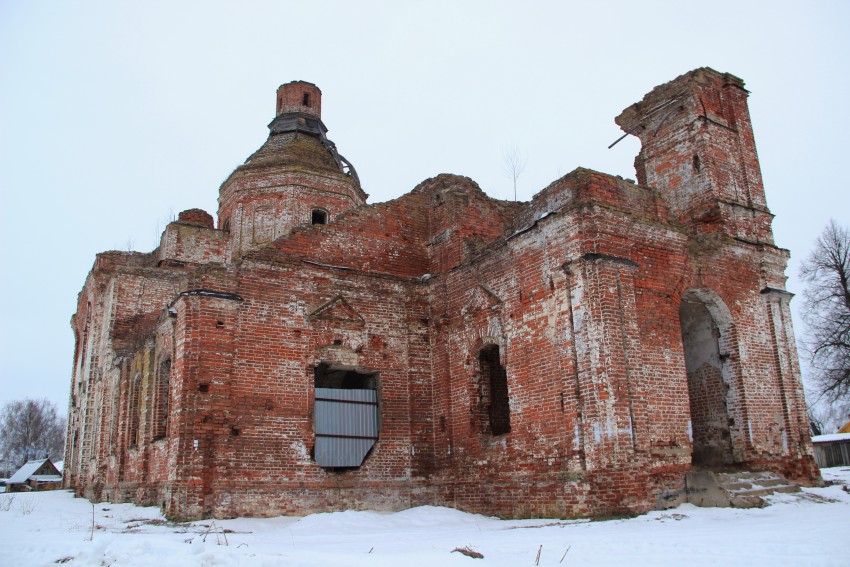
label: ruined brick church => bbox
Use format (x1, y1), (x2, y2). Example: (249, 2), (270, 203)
(65, 68), (819, 520)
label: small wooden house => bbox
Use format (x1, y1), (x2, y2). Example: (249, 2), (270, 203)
(5, 458), (62, 492)
(811, 433), (850, 468)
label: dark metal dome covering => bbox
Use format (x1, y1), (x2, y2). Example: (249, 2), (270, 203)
(268, 111), (327, 137)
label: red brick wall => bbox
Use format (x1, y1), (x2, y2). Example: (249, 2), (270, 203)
(157, 221), (228, 265)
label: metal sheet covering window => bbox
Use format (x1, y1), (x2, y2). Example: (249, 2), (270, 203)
(314, 387), (378, 467)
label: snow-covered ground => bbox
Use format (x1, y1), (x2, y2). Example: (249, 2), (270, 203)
(1, 468), (848, 567)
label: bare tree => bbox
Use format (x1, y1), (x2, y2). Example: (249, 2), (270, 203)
(807, 394), (850, 435)
(799, 220), (850, 402)
(0, 398), (66, 474)
(503, 146), (527, 202)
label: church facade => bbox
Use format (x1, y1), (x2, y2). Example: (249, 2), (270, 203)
(64, 68), (818, 520)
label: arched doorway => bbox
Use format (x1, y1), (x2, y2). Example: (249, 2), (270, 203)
(679, 291), (735, 467)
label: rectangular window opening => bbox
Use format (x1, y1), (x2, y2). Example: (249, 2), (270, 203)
(479, 344), (511, 435)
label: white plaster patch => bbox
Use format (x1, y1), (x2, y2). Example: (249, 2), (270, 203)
(291, 441), (309, 460)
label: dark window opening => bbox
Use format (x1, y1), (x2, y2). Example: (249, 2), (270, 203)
(199, 383), (209, 393)
(129, 372), (141, 448)
(693, 154), (701, 173)
(313, 363), (379, 469)
(479, 345), (511, 435)
(311, 209), (328, 225)
(314, 363), (377, 390)
(303, 93), (311, 106)
(153, 358), (170, 440)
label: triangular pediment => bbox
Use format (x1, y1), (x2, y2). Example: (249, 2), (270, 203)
(461, 285), (503, 317)
(309, 296), (365, 324)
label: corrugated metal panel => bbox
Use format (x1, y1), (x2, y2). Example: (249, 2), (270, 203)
(315, 388), (378, 467)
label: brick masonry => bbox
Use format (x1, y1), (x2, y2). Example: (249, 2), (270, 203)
(64, 68), (819, 520)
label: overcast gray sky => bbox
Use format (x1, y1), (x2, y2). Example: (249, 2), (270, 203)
(1, 1), (848, 417)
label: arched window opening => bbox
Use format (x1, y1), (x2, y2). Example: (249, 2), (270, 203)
(129, 372), (141, 448)
(479, 344), (511, 435)
(153, 358), (170, 440)
(680, 298), (734, 467)
(311, 209), (328, 225)
(79, 308), (91, 378)
(313, 363), (379, 469)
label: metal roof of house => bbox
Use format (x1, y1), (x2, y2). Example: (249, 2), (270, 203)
(812, 433), (850, 443)
(7, 459), (56, 484)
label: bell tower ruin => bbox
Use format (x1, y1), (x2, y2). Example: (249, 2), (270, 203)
(615, 68), (774, 244)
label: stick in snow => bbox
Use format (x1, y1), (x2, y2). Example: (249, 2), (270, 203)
(452, 546), (484, 559)
(88, 502), (95, 541)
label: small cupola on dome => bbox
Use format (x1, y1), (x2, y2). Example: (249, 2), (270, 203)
(263, 80), (359, 184)
(268, 81), (327, 139)
(276, 81), (322, 119)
